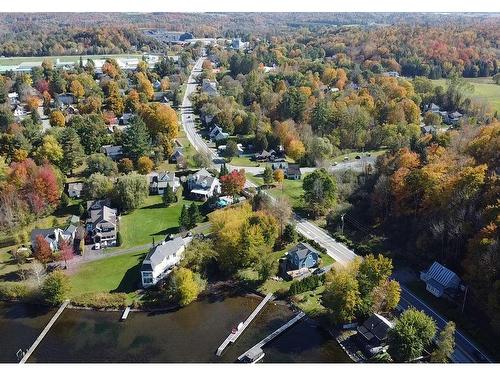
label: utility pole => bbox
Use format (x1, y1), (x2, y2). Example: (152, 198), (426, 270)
(340, 214), (345, 235)
(461, 285), (469, 314)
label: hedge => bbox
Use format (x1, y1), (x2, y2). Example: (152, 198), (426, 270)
(0, 282), (32, 301)
(71, 292), (129, 309)
(288, 274), (325, 296)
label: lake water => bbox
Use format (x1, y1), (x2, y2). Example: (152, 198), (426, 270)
(0, 296), (350, 363)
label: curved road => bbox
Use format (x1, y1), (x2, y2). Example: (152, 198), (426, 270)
(179, 56), (491, 363)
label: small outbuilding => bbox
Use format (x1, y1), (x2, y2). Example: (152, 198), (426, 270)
(420, 261), (461, 298)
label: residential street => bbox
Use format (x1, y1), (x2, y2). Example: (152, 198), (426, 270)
(179, 56), (491, 364)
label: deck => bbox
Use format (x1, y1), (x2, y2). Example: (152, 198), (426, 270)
(238, 311), (306, 362)
(19, 299), (70, 364)
(216, 293), (273, 356)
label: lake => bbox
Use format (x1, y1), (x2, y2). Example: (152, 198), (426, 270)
(0, 296), (350, 363)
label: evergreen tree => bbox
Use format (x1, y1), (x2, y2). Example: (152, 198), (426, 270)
(179, 204), (189, 229)
(162, 183), (176, 206)
(122, 116), (152, 161)
(263, 166), (274, 185)
(283, 223), (298, 243)
(59, 127), (85, 175)
(219, 163), (229, 177)
(188, 202), (201, 229)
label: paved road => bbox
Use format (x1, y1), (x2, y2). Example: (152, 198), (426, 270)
(179, 57), (492, 363)
(398, 284), (492, 363)
(179, 57), (357, 269)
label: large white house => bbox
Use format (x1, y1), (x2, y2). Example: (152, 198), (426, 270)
(140, 235), (193, 287)
(187, 168), (221, 200)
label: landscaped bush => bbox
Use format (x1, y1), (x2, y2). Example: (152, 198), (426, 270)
(71, 292), (129, 309)
(0, 282), (32, 301)
(288, 274), (325, 296)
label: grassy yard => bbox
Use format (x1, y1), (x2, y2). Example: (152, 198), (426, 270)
(118, 195), (203, 249)
(69, 249), (147, 299)
(433, 77), (500, 113)
(330, 149), (387, 163)
(246, 173), (308, 209)
(228, 155), (260, 167)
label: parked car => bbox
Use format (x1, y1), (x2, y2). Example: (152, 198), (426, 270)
(343, 156), (349, 161)
(355, 155), (361, 159)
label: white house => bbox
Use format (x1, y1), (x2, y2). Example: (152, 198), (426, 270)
(140, 235), (193, 287)
(420, 261), (461, 298)
(209, 125), (229, 141)
(86, 199), (118, 247)
(187, 168), (221, 200)
(30, 226), (76, 252)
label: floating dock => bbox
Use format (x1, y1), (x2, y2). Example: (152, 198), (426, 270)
(121, 306), (131, 321)
(216, 293), (273, 356)
(19, 299), (70, 364)
(238, 311), (306, 362)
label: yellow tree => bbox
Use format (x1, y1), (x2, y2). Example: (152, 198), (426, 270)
(273, 168), (285, 189)
(36, 135), (63, 165)
(70, 80), (85, 100)
(160, 77), (170, 91)
(135, 72), (154, 100)
(140, 103), (179, 138)
(285, 138), (305, 161)
(25, 96), (41, 112)
(137, 156), (154, 175)
(49, 110), (66, 127)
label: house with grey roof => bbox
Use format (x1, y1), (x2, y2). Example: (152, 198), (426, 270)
(286, 164), (302, 180)
(286, 242), (320, 271)
(209, 125), (229, 141)
(147, 171), (180, 195)
(140, 235), (193, 287)
(67, 182), (84, 198)
(100, 145), (123, 160)
(86, 199), (118, 247)
(202, 79), (218, 96)
(187, 168), (221, 200)
(30, 226), (77, 252)
(420, 261), (461, 298)
(357, 313), (394, 356)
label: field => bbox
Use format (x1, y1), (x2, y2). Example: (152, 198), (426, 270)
(69, 249), (147, 298)
(0, 54), (146, 66)
(118, 195), (203, 249)
(433, 77), (500, 113)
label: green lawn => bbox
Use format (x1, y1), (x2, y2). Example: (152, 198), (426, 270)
(228, 156), (260, 167)
(118, 195), (203, 249)
(247, 173), (308, 209)
(70, 249), (147, 298)
(433, 78), (500, 113)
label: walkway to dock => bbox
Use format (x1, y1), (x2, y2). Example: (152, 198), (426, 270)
(238, 311), (306, 362)
(19, 299), (70, 364)
(216, 293), (273, 356)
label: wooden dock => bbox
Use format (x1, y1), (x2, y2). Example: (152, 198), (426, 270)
(121, 306), (131, 321)
(19, 299), (70, 364)
(238, 311), (306, 362)
(216, 293), (273, 356)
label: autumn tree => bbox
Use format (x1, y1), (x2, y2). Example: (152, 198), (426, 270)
(35, 135), (63, 165)
(273, 168), (285, 186)
(34, 235), (52, 264)
(220, 169), (246, 197)
(431, 321), (456, 363)
(137, 156), (154, 175)
(49, 110), (65, 127)
(135, 72), (154, 100)
(323, 265), (361, 324)
(118, 158), (134, 174)
(70, 80), (85, 100)
(59, 239), (74, 269)
(167, 267), (206, 307)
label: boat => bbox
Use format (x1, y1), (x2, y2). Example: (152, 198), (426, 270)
(120, 307), (131, 321)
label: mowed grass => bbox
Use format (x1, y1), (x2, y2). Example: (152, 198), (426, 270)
(70, 249), (147, 297)
(228, 155), (260, 167)
(247, 173), (309, 209)
(118, 195), (202, 249)
(433, 78), (500, 113)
